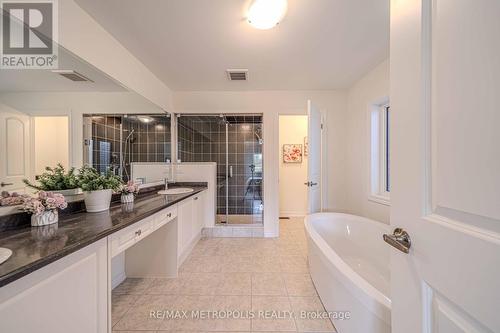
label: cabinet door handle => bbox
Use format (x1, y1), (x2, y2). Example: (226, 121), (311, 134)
(167, 213), (172, 217)
(135, 229), (142, 236)
(193, 197), (198, 200)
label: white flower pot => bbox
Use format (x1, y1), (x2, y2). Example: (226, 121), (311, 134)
(55, 188), (83, 203)
(84, 189), (112, 212)
(31, 210), (58, 227)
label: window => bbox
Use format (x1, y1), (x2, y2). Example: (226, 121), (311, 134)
(369, 100), (390, 205)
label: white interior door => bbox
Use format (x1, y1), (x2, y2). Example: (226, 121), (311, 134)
(307, 100), (321, 214)
(0, 103), (30, 193)
(390, 0), (500, 332)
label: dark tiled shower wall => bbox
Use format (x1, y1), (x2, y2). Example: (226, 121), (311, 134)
(177, 116), (263, 216)
(91, 116), (122, 174)
(123, 117), (171, 163)
(87, 115), (171, 181)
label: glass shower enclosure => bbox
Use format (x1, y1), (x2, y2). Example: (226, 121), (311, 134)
(177, 114), (263, 225)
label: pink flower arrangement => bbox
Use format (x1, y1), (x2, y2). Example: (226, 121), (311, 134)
(23, 191), (67, 215)
(119, 181), (139, 195)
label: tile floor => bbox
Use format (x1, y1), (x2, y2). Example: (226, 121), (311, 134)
(112, 217), (336, 332)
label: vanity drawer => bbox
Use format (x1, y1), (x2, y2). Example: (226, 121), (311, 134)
(154, 205), (177, 230)
(110, 216), (154, 257)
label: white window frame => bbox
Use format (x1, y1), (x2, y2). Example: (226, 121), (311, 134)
(368, 98), (390, 206)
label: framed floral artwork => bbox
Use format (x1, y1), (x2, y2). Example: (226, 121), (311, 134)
(283, 144), (303, 163)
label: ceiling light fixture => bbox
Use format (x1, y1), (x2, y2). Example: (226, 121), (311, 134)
(137, 116), (154, 123)
(247, 0), (288, 30)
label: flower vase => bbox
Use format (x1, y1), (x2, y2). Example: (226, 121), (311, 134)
(121, 193), (134, 204)
(31, 210), (58, 227)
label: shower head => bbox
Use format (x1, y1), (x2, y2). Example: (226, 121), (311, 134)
(219, 114), (230, 125)
(124, 129), (135, 143)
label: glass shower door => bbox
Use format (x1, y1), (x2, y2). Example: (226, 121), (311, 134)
(176, 114), (263, 225)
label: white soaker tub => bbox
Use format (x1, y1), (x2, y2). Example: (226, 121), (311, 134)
(305, 213), (391, 333)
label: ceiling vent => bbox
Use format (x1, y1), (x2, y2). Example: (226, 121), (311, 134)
(52, 70), (94, 82)
(226, 69), (248, 81)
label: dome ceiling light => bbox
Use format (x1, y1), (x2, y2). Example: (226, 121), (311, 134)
(247, 0), (288, 30)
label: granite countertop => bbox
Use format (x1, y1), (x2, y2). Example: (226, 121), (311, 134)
(0, 183), (207, 288)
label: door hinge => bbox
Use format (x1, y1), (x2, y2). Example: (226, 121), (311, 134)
(320, 123), (323, 130)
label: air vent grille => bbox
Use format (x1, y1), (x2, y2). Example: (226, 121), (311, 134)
(226, 69), (248, 81)
(52, 70), (94, 82)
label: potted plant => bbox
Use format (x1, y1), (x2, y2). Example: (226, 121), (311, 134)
(119, 181), (139, 204)
(23, 164), (82, 202)
(23, 191), (67, 227)
(77, 166), (122, 212)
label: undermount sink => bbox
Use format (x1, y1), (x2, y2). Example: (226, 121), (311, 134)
(0, 248), (12, 265)
(158, 188), (194, 195)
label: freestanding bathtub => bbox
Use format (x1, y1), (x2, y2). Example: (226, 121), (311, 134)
(305, 213), (391, 333)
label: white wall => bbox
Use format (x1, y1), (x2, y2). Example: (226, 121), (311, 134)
(346, 59), (390, 224)
(33, 116), (69, 175)
(173, 90), (348, 237)
(0, 91), (163, 169)
(58, 0), (173, 111)
(279, 115), (308, 216)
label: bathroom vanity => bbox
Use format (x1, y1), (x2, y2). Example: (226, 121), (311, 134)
(0, 184), (207, 333)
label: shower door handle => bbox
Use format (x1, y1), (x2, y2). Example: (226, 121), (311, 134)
(229, 165), (233, 178)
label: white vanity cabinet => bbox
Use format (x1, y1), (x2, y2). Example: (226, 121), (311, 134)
(0, 239), (108, 333)
(177, 190), (206, 264)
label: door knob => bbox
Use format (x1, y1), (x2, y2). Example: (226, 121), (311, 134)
(383, 228), (411, 254)
(0, 182), (13, 187)
(310, 182), (318, 186)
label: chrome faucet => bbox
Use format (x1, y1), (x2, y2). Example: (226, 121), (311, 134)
(164, 159), (175, 189)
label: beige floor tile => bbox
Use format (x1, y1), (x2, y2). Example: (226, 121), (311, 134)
(222, 255), (254, 272)
(251, 273), (287, 296)
(214, 272), (252, 295)
(112, 330), (156, 333)
(158, 295), (216, 331)
(252, 256), (282, 273)
(283, 274), (317, 296)
(190, 238), (223, 257)
(289, 296), (335, 332)
(212, 295), (252, 331)
(113, 277), (155, 295)
(280, 256), (309, 273)
(146, 276), (189, 295)
(180, 255), (224, 273)
(113, 295), (173, 331)
(183, 272), (222, 295)
(111, 293), (139, 326)
(251, 296), (296, 332)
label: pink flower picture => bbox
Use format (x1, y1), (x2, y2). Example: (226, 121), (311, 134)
(283, 144), (303, 163)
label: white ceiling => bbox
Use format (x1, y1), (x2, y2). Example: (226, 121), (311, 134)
(0, 46), (126, 92)
(76, 0), (389, 91)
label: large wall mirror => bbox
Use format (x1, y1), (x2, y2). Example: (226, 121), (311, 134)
(0, 44), (166, 214)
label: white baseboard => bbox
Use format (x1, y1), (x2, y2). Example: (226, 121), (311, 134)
(111, 270), (127, 290)
(264, 231), (278, 238)
(279, 211), (307, 217)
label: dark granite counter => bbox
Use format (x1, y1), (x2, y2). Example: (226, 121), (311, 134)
(0, 183), (207, 288)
